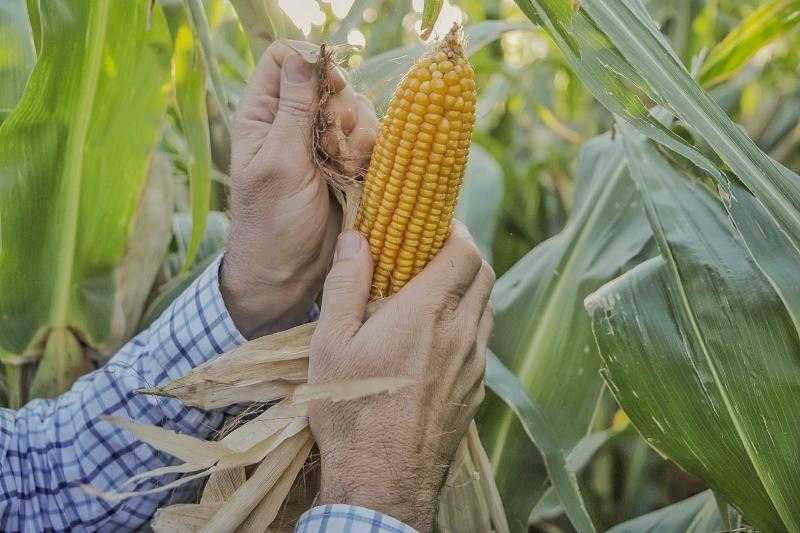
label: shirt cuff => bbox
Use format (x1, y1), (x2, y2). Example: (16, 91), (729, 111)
(295, 505), (418, 533)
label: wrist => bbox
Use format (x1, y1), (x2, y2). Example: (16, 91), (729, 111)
(219, 256), (318, 338)
(317, 453), (437, 531)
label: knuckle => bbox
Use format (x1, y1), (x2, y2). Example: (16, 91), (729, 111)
(454, 237), (482, 273)
(438, 294), (461, 318)
(323, 271), (356, 294)
(442, 291), (462, 312)
(466, 239), (483, 264)
(279, 98), (311, 120)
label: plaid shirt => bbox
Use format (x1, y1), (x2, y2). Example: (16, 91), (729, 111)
(0, 257), (416, 533)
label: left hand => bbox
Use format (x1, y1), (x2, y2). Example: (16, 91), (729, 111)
(221, 42), (378, 338)
(308, 223), (494, 531)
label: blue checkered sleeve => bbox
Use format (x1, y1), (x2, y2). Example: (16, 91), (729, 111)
(0, 256), (246, 532)
(296, 505), (418, 533)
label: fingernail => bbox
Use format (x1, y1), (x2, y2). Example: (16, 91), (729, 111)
(334, 231), (362, 261)
(285, 55), (313, 83)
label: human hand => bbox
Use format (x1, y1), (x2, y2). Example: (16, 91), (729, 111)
(307, 222), (495, 531)
(222, 42), (379, 338)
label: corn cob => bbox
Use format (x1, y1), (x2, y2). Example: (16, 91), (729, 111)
(356, 25), (476, 299)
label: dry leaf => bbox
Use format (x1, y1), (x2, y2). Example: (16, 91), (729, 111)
(103, 415), (229, 464)
(466, 422), (509, 533)
(437, 435), (492, 532)
(83, 467), (213, 502)
(220, 400), (307, 453)
(240, 435), (315, 531)
(152, 503), (220, 532)
(138, 323), (315, 409)
(215, 418), (308, 471)
(200, 467), (247, 505)
(124, 461), (214, 489)
(290, 376), (414, 404)
(84, 408), (308, 502)
(201, 429), (313, 533)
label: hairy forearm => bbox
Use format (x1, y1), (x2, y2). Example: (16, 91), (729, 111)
(316, 450), (442, 531)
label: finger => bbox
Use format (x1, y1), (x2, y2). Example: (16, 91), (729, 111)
(236, 41), (295, 125)
(321, 91), (378, 170)
(271, 53), (318, 138)
(348, 94), (379, 168)
(457, 260), (495, 329)
(316, 231), (374, 348)
(476, 303), (493, 355)
(404, 220), (483, 302)
(320, 92), (358, 157)
(466, 381), (486, 419)
(467, 312), (490, 396)
(460, 305), (491, 388)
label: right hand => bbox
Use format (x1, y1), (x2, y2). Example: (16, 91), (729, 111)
(222, 42), (378, 339)
(307, 222), (495, 532)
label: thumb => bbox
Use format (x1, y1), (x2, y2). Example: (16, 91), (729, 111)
(273, 54), (317, 137)
(317, 231), (373, 346)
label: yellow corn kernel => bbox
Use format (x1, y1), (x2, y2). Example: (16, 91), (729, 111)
(355, 25), (476, 299)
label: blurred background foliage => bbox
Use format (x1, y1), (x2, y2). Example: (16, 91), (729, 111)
(1, 0), (798, 531)
(155, 0), (800, 277)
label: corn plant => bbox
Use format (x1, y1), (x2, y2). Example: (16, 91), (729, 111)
(463, 0), (800, 530)
(0, 1), (174, 404)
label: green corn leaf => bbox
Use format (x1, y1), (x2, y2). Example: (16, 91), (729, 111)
(587, 122), (800, 531)
(530, 427), (622, 525)
(481, 134), (652, 532)
(139, 212), (229, 331)
(457, 145), (503, 263)
(511, 0), (731, 212)
(166, 7), (213, 272)
(0, 0), (35, 124)
(184, 0), (232, 133)
(0, 0), (172, 397)
(25, 0), (40, 53)
(577, 1), (800, 334)
(511, 1), (800, 345)
(420, 0), (444, 40)
(229, 0), (302, 59)
(98, 153), (174, 357)
(330, 0), (374, 43)
(352, 21), (529, 113)
(507, 13), (800, 526)
(485, 350), (595, 533)
(698, 0), (800, 87)
(606, 491), (722, 533)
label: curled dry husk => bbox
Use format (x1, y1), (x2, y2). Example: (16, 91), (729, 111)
(84, 35), (508, 533)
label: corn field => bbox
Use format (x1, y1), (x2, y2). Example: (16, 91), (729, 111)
(1, 0), (800, 531)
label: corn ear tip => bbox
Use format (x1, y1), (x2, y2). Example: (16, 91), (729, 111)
(439, 22), (465, 60)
